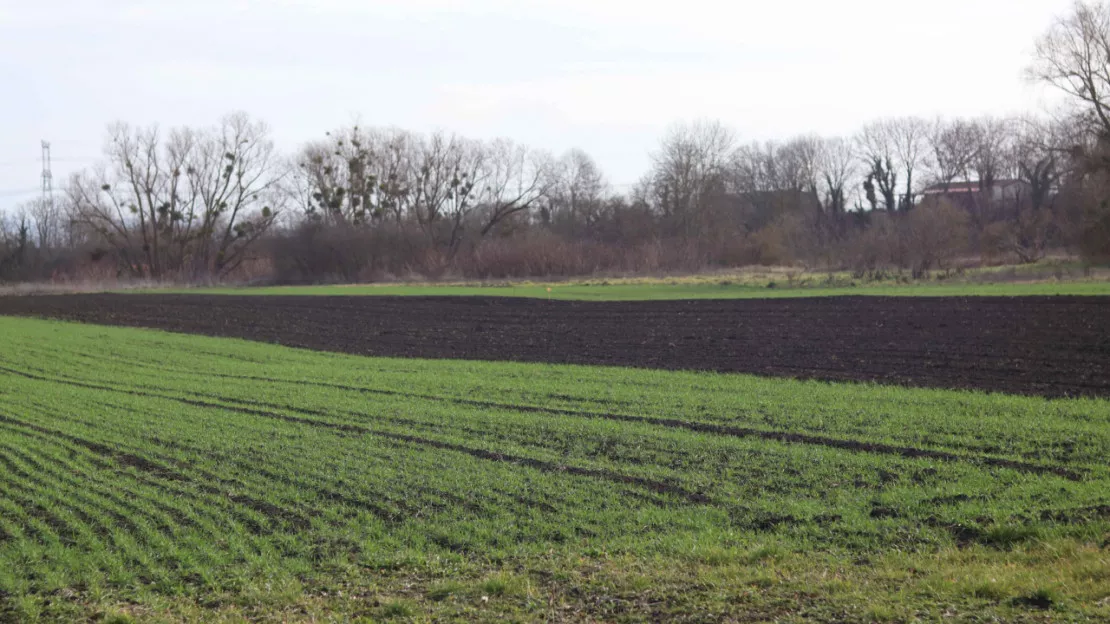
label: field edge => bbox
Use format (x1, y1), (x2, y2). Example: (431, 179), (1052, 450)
(12, 540), (1109, 623)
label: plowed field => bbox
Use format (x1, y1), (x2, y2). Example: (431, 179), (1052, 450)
(2, 294), (1108, 396)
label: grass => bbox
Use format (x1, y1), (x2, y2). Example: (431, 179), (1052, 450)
(135, 262), (1110, 300)
(6, 260), (1109, 300)
(0, 316), (1107, 621)
(149, 279), (1110, 300)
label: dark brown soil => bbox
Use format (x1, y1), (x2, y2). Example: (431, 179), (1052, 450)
(2, 293), (1109, 397)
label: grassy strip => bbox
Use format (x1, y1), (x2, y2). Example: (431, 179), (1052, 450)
(20, 545), (1110, 622)
(126, 262), (1110, 300)
(140, 279), (1110, 300)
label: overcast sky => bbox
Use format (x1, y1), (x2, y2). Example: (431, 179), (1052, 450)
(0, 0), (1073, 213)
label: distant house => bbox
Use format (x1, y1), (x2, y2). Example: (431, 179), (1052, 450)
(919, 179), (1030, 207)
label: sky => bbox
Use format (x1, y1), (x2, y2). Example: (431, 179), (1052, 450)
(0, 0), (1074, 213)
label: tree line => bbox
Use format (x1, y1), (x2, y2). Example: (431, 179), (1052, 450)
(4, 1), (1110, 284)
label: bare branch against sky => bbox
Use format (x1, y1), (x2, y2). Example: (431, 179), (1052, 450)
(0, 0), (1073, 212)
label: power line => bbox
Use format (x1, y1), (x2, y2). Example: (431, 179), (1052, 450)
(0, 188), (44, 198)
(0, 157), (96, 167)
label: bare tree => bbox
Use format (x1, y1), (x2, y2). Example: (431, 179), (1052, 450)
(18, 198), (63, 250)
(0, 211), (31, 280)
(1029, 3), (1110, 260)
(856, 122), (899, 211)
(857, 118), (930, 211)
(733, 136), (821, 195)
(295, 125), (389, 227)
(410, 132), (484, 249)
(648, 120), (736, 236)
(545, 148), (608, 234)
(186, 113), (284, 274)
(1009, 117), (1066, 212)
(928, 117), (981, 191)
(293, 126), (557, 256)
(971, 116), (1015, 192)
(777, 135), (822, 193)
(370, 128), (420, 225)
(816, 137), (856, 217)
(889, 117), (931, 210)
(475, 139), (555, 239)
(1029, 1), (1110, 138)
(731, 141), (778, 192)
(67, 113), (281, 279)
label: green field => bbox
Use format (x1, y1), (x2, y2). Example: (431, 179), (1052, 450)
(0, 317), (1105, 617)
(0, 317), (1107, 621)
(149, 279), (1110, 301)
